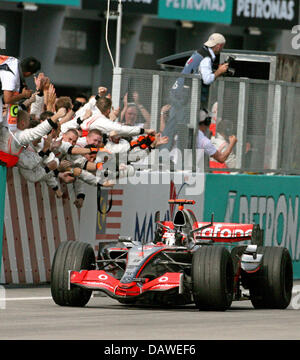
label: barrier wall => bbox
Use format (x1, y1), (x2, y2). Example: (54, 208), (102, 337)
(1, 168), (80, 284)
(1, 170), (204, 284)
(2, 170), (300, 284)
(204, 174), (300, 278)
(0, 165), (6, 278)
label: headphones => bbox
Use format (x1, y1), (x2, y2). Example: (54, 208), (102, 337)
(199, 109), (212, 127)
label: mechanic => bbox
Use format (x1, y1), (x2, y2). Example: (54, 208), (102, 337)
(76, 128), (103, 148)
(0, 55), (40, 131)
(74, 87), (120, 131)
(50, 127), (110, 208)
(74, 93), (88, 107)
(29, 73), (51, 120)
(196, 109), (237, 168)
(17, 138), (63, 198)
(83, 130), (168, 176)
(86, 96), (156, 138)
(0, 107), (66, 167)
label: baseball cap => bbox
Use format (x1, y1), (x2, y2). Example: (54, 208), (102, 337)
(199, 109), (208, 123)
(204, 33), (226, 47)
(199, 109), (212, 125)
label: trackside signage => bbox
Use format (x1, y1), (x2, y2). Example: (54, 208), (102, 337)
(82, 0), (159, 14)
(114, 175), (205, 244)
(2, 0), (80, 5)
(204, 174), (300, 278)
(158, 0), (234, 24)
(0, 25), (5, 50)
(232, 0), (299, 29)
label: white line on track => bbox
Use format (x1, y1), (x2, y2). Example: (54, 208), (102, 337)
(5, 297), (52, 301)
(4, 293), (99, 301)
(3, 287), (300, 302)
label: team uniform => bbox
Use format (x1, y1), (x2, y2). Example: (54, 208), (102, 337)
(18, 145), (60, 190)
(0, 119), (54, 167)
(0, 56), (22, 131)
(83, 112), (145, 138)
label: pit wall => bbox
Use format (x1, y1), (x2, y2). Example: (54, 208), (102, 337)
(0, 166), (6, 277)
(1, 168), (81, 284)
(1, 170), (300, 284)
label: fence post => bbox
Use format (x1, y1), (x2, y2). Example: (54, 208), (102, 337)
(264, 83), (277, 169)
(111, 67), (123, 115)
(281, 85), (295, 171)
(150, 74), (160, 131)
(270, 84), (282, 169)
(236, 80), (249, 169)
(190, 78), (200, 172)
(0, 165), (6, 278)
(216, 78), (225, 124)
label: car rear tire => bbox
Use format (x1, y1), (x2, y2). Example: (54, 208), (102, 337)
(249, 246), (293, 309)
(51, 241), (95, 307)
(192, 246), (234, 311)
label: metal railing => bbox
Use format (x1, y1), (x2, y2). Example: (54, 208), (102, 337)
(111, 67), (300, 174)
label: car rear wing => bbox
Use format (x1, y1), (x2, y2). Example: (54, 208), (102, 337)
(193, 222), (254, 242)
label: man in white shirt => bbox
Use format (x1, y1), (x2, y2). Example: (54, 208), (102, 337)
(199, 34), (228, 85)
(0, 56), (40, 129)
(161, 33), (228, 149)
(197, 109), (237, 167)
(198, 33), (229, 108)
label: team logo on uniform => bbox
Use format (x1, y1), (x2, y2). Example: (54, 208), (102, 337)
(10, 105), (19, 117)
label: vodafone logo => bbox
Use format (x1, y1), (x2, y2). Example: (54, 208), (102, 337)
(98, 274), (108, 280)
(159, 276), (168, 282)
(196, 224), (252, 238)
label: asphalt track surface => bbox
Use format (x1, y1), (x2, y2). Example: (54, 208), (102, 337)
(1, 282), (300, 341)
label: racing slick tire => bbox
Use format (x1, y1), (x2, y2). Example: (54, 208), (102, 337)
(248, 246), (293, 309)
(51, 241), (95, 307)
(192, 246), (234, 311)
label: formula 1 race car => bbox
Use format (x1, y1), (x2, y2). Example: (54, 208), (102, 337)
(51, 199), (293, 311)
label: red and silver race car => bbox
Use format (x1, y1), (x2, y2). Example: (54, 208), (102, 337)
(51, 199), (293, 311)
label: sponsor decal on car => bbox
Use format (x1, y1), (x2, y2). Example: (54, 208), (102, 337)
(195, 223), (253, 238)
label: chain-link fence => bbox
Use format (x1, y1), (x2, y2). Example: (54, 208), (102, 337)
(112, 67), (300, 174)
